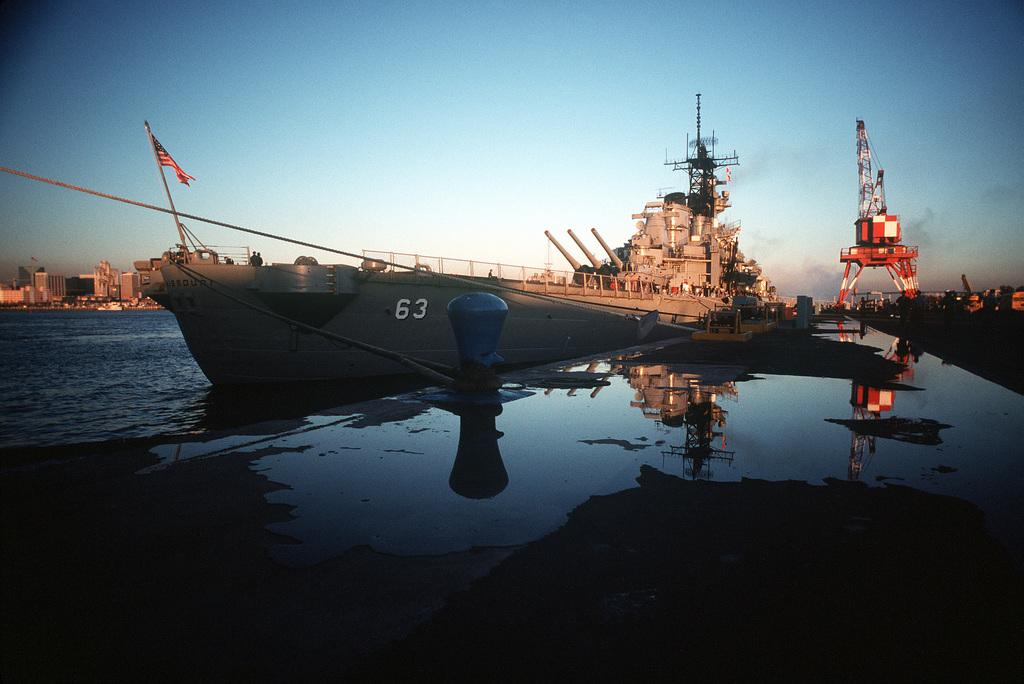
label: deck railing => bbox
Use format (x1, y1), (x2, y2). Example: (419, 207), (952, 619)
(361, 250), (659, 301)
(841, 244), (918, 258)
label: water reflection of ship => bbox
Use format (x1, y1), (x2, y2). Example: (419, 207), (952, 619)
(827, 337), (950, 480)
(617, 363), (737, 480)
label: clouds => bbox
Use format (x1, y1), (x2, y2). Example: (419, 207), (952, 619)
(767, 257), (845, 302)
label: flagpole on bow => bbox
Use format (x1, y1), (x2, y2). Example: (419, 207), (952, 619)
(145, 121), (189, 259)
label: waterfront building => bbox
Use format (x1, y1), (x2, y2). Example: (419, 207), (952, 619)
(66, 276), (95, 298)
(0, 285), (44, 305)
(93, 261), (119, 299)
(32, 270), (67, 302)
(120, 271), (140, 301)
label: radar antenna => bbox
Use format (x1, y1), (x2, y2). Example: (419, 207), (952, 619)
(665, 94), (739, 220)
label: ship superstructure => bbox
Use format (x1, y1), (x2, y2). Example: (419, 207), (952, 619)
(544, 95), (772, 324)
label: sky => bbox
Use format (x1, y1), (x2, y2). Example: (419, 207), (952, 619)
(1, 0), (1022, 300)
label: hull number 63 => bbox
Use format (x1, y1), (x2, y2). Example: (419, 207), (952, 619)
(395, 298), (428, 320)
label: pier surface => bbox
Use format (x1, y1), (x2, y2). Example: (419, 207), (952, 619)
(3, 321), (1022, 682)
(858, 311), (1024, 396)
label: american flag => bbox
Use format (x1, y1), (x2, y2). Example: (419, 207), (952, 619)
(152, 136), (195, 185)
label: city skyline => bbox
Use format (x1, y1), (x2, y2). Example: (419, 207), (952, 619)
(8, 259), (130, 281)
(2, 258), (139, 300)
(9, 254), (1018, 299)
(2, 1), (1022, 300)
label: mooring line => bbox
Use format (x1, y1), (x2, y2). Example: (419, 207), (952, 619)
(1, 164), (700, 331)
(1, 165), (368, 263)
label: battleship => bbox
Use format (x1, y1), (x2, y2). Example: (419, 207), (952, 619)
(134, 252), (676, 384)
(135, 97), (773, 384)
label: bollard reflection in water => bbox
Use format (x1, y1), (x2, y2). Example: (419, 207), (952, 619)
(447, 403), (507, 499)
(422, 388), (532, 499)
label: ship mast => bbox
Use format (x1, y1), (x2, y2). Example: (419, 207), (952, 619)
(145, 121), (190, 259)
(665, 94), (739, 222)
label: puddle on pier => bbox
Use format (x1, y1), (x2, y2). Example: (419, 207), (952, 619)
(146, 326), (1024, 569)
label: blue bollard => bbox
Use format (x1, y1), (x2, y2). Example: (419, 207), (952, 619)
(447, 293), (508, 391)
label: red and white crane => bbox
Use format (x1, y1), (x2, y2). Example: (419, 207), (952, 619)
(837, 121), (918, 304)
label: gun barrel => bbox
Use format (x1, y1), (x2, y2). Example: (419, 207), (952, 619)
(566, 229), (603, 270)
(590, 228), (624, 269)
(544, 231), (582, 270)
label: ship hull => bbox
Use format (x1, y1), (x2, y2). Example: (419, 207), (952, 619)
(533, 289), (715, 326)
(147, 261), (680, 384)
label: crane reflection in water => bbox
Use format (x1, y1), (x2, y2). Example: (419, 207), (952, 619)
(826, 336), (951, 480)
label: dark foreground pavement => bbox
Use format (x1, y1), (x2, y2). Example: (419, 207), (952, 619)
(3, 326), (1022, 682)
(352, 466), (1023, 683)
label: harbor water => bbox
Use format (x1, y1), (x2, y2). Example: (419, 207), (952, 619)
(0, 310), (207, 448)
(3, 311), (1022, 568)
(0, 310), (427, 450)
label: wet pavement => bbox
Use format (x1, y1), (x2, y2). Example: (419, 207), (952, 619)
(138, 321), (1024, 569)
(3, 321), (1023, 682)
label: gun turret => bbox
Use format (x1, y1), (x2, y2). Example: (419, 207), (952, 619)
(590, 228), (625, 269)
(567, 229), (603, 270)
(544, 231), (582, 270)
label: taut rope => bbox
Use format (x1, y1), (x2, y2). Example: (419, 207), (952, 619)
(0, 165), (700, 331)
(1, 165), (366, 263)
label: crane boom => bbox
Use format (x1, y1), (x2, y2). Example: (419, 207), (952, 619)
(857, 120), (887, 217)
(856, 120), (873, 218)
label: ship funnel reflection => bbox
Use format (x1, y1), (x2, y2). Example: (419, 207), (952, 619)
(614, 363), (737, 480)
(826, 337), (952, 480)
